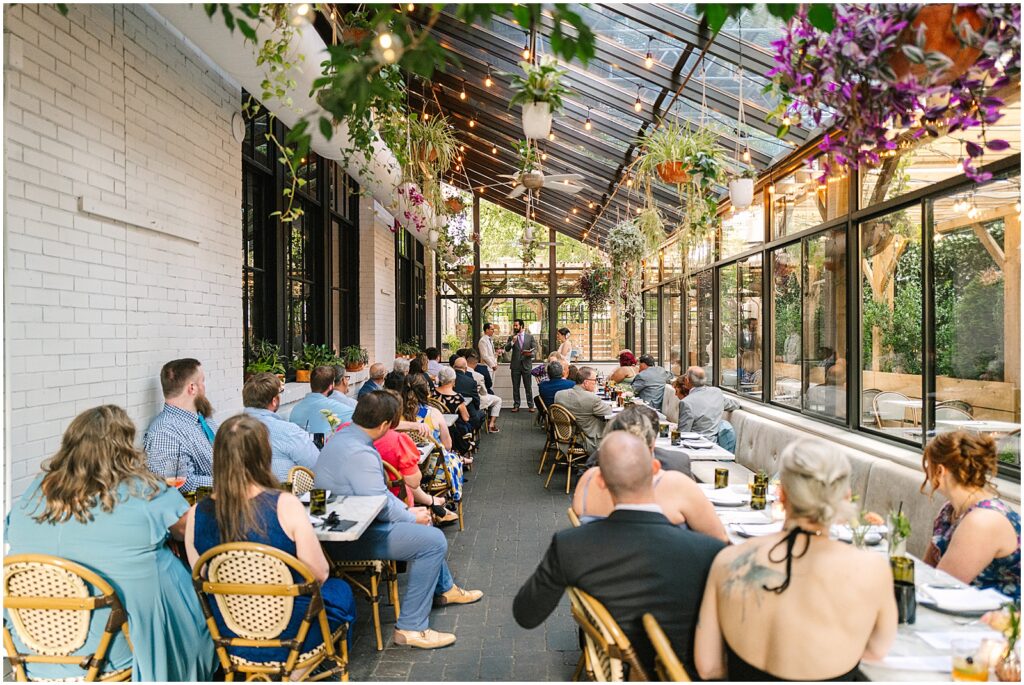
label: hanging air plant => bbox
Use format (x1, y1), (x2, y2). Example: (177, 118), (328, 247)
(607, 219), (647, 322)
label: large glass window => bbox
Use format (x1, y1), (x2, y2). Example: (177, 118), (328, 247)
(662, 279), (682, 376)
(770, 243), (802, 408)
(719, 263), (738, 390)
(287, 201), (322, 355)
(773, 162), (848, 238)
(242, 167), (272, 358)
(695, 270), (715, 380)
(804, 228), (847, 420)
(721, 193), (765, 259)
(558, 297), (590, 362)
(737, 255), (763, 398)
(860, 205), (923, 441)
(643, 289), (660, 363)
(929, 175), (1020, 468)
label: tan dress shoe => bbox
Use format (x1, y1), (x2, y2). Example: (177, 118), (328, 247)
(436, 584), (484, 606)
(393, 628), (456, 649)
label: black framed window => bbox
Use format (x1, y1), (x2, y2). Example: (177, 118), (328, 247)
(396, 229), (426, 346)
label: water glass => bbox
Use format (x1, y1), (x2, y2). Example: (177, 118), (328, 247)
(951, 639), (989, 682)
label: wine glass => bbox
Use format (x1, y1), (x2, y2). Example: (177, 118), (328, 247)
(165, 447), (188, 491)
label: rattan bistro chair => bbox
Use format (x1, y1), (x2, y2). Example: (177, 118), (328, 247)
(288, 466), (317, 498)
(546, 404), (590, 493)
(3, 554), (132, 682)
(192, 542), (349, 681)
(325, 556), (399, 653)
(418, 434), (464, 531)
(642, 613), (690, 682)
(568, 587), (649, 682)
(535, 395), (549, 428)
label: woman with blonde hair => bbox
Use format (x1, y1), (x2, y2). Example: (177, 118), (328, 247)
(5, 405), (215, 681)
(922, 431), (1019, 597)
(695, 439), (896, 681)
(185, 414), (355, 664)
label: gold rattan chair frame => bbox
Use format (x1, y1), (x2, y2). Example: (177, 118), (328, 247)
(418, 433), (464, 531)
(567, 507), (582, 528)
(568, 587), (649, 682)
(534, 394), (549, 428)
(3, 554), (132, 682)
(546, 404), (590, 493)
(192, 542), (349, 681)
(288, 466), (316, 498)
(642, 613), (690, 682)
(324, 555), (398, 653)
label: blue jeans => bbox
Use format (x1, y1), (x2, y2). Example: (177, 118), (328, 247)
(325, 522), (455, 631)
(717, 419), (737, 453)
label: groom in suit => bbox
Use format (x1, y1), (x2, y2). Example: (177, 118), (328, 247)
(503, 318), (537, 412)
(513, 430), (725, 677)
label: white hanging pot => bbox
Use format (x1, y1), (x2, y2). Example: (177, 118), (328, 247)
(521, 101), (553, 139)
(428, 229), (439, 245)
(729, 178), (755, 210)
(524, 225), (534, 242)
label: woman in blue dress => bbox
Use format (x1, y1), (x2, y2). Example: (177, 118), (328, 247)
(185, 414), (356, 666)
(4, 405), (215, 681)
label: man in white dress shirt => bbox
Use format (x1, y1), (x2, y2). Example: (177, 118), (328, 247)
(478, 322), (499, 374)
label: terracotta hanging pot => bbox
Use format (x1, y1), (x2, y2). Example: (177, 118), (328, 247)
(461, 264), (476, 275)
(889, 5), (984, 86)
(445, 197), (464, 213)
(341, 27), (370, 44)
(656, 161), (690, 185)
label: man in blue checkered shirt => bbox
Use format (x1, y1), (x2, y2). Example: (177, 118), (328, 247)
(143, 358), (217, 493)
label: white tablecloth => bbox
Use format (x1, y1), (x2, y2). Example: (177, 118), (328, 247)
(313, 495), (386, 542)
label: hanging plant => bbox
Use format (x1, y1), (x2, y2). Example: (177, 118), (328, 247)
(578, 265), (612, 310)
(507, 57), (571, 139)
(405, 113), (459, 211)
(768, 4), (1020, 183)
(607, 219), (648, 322)
(635, 206), (666, 252)
(729, 166), (758, 210)
(635, 121), (725, 188)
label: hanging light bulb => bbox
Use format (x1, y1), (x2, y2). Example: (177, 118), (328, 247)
(572, 207), (578, 214)
(952, 196), (968, 213)
(521, 33), (531, 60)
(565, 215), (571, 222)
(423, 110), (431, 121)
(742, 148), (751, 163)
(768, 179), (776, 195)
(541, 151), (547, 161)
(477, 186), (485, 194)
(584, 107), (592, 131)
(634, 86), (643, 113)
(968, 203), (980, 219)
(588, 200), (595, 209)
(288, 3), (312, 26)
(491, 143), (498, 155)
(469, 112), (477, 128)
(625, 175), (633, 188)
(782, 114), (791, 127)
(460, 144), (466, 152)
(484, 65), (493, 89)
(406, 3), (415, 11)
(374, 30), (403, 64)
(644, 36), (655, 69)
(459, 79), (467, 100)
(548, 132), (555, 141)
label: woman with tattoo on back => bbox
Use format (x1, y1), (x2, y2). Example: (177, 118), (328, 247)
(694, 440), (897, 681)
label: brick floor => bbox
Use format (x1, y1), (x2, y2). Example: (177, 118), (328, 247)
(346, 409), (579, 681)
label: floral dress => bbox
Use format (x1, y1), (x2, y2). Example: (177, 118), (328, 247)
(418, 405), (463, 502)
(931, 498), (1020, 599)
(431, 390), (477, 454)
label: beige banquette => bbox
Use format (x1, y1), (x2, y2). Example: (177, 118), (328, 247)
(662, 385), (1021, 558)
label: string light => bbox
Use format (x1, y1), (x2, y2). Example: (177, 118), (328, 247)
(460, 144), (466, 152)
(374, 31), (402, 64)
(540, 151), (547, 161)
(587, 200), (595, 209)
(484, 65), (493, 89)
(469, 111), (477, 128)
(645, 36), (655, 69)
(491, 143), (498, 155)
(572, 207), (578, 214)
(459, 79), (467, 100)
(423, 110), (431, 121)
(477, 186), (485, 194)
(633, 86), (643, 113)
(406, 3), (414, 11)
(521, 32), (531, 60)
(584, 107), (592, 131)
(782, 115), (791, 126)
(548, 132), (555, 141)
(288, 3), (311, 26)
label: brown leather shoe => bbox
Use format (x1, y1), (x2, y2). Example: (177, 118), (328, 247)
(511, 407), (519, 413)
(394, 628), (456, 649)
(436, 585), (484, 606)
(528, 407), (536, 413)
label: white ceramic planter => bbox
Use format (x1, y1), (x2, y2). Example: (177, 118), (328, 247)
(521, 101), (553, 139)
(729, 178), (755, 210)
(428, 229), (439, 245)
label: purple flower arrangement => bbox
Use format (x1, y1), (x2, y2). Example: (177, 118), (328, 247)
(396, 183), (428, 233)
(769, 4), (1020, 183)
(578, 265), (612, 310)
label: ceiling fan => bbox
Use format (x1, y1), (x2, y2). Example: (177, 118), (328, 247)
(498, 168), (588, 199)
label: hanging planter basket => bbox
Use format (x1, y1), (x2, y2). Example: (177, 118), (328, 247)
(656, 161), (690, 185)
(521, 101), (553, 139)
(888, 5), (983, 86)
(460, 264), (476, 275)
(445, 197), (464, 213)
(729, 178), (755, 210)
(341, 27), (370, 44)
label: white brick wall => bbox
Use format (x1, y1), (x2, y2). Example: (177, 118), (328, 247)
(4, 4), (243, 499)
(357, 198), (397, 364)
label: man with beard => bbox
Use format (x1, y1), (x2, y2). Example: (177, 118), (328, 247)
(144, 358), (218, 493)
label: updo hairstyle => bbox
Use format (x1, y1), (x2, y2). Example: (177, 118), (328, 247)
(778, 439), (854, 525)
(921, 430), (997, 494)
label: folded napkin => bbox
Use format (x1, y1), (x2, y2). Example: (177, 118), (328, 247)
(877, 656), (951, 672)
(915, 630), (1001, 651)
(830, 524), (888, 541)
(698, 484), (748, 506)
(718, 511), (773, 525)
(917, 586), (1008, 613)
(731, 521), (784, 537)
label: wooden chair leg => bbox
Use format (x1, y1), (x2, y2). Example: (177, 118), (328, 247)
(370, 572), (383, 651)
(538, 440), (552, 475)
(545, 455), (560, 489)
(572, 652), (586, 681)
(457, 500), (464, 531)
(566, 459), (574, 494)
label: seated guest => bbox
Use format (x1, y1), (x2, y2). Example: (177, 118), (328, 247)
(567, 364), (583, 384)
(144, 357), (216, 492)
(315, 392), (482, 649)
(425, 347), (442, 378)
(553, 366), (612, 454)
(433, 366), (477, 457)
(607, 350), (638, 384)
(409, 356), (433, 388)
(401, 373), (464, 504)
(242, 372), (319, 481)
(695, 440), (896, 680)
(677, 366), (739, 449)
(288, 365), (355, 435)
(358, 362), (388, 398)
(546, 352), (570, 378)
(538, 360), (575, 408)
(6, 405), (215, 681)
(574, 409), (726, 542)
(922, 431), (1020, 597)
(466, 349), (493, 394)
(186, 415), (355, 667)
(454, 356), (494, 431)
(631, 354), (675, 410)
(672, 374), (690, 400)
(515, 431), (725, 677)
(329, 366), (357, 409)
(393, 357), (411, 376)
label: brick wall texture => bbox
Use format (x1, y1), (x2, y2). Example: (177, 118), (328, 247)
(4, 4), (243, 498)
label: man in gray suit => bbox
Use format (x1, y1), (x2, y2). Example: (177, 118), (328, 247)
(504, 318), (537, 412)
(677, 366), (740, 443)
(553, 366), (612, 453)
(631, 354), (676, 410)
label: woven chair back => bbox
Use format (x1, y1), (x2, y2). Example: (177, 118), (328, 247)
(548, 404), (579, 444)
(568, 587), (648, 682)
(427, 397), (448, 414)
(937, 399), (973, 414)
(642, 613), (690, 682)
(873, 391), (910, 424)
(206, 547), (294, 640)
(289, 465), (316, 497)
(3, 554), (130, 681)
(381, 459), (405, 491)
(935, 404), (973, 422)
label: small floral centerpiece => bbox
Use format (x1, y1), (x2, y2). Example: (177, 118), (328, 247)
(983, 603), (1021, 681)
(850, 509), (886, 548)
(320, 408), (342, 432)
(888, 507), (912, 557)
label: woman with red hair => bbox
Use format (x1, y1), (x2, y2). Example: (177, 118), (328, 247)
(608, 349), (639, 384)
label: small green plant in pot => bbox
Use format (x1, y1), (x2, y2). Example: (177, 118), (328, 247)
(508, 57), (570, 140)
(245, 339), (286, 380)
(729, 165), (758, 211)
(339, 345), (369, 372)
(396, 338), (421, 359)
(292, 343), (337, 383)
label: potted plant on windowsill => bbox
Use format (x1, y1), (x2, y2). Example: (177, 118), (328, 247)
(508, 56), (570, 140)
(339, 345), (368, 373)
(728, 166), (758, 210)
(245, 339), (286, 382)
(396, 339), (421, 359)
(292, 343), (337, 383)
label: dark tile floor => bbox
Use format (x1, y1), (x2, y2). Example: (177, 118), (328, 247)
(346, 410), (579, 681)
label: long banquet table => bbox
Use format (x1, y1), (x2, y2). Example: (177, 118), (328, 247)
(708, 492), (1007, 681)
